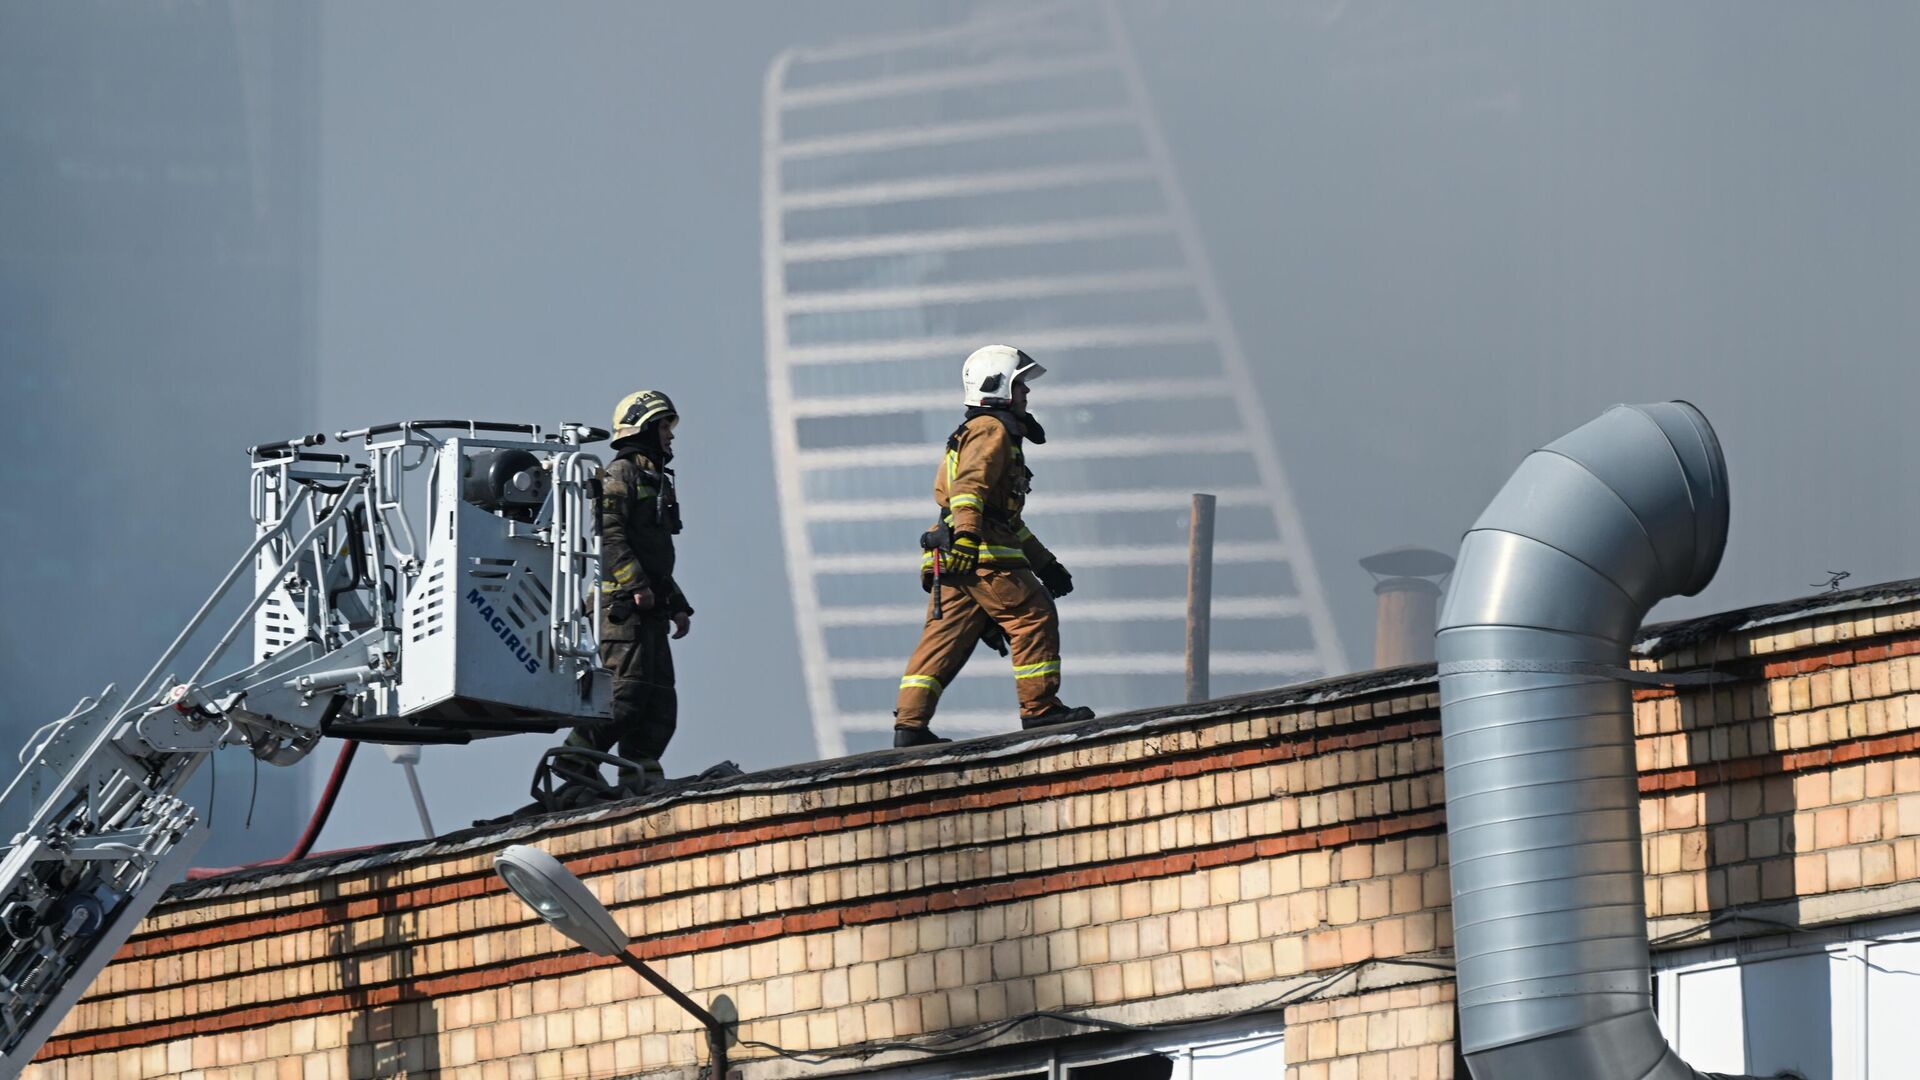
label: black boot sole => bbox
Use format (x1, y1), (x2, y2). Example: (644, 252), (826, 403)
(1021, 706), (1095, 730)
(894, 728), (952, 748)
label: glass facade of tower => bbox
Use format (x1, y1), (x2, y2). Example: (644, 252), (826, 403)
(764, 2), (1346, 756)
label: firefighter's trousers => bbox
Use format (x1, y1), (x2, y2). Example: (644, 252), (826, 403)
(568, 614), (676, 781)
(895, 567), (1063, 730)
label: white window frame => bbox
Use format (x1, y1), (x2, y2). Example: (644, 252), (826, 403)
(848, 1014), (1285, 1080)
(1652, 910), (1920, 1080)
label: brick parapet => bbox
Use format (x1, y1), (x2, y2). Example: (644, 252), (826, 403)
(22, 590), (1920, 1079)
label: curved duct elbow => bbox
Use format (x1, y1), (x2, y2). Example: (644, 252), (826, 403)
(1437, 402), (1760, 1080)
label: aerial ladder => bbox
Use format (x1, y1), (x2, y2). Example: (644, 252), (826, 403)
(0, 420), (614, 1073)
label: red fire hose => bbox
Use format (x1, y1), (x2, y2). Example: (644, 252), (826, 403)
(185, 740), (360, 880)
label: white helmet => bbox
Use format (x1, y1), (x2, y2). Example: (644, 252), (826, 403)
(961, 344), (1046, 408)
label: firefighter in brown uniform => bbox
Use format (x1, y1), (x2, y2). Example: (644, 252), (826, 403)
(568, 389), (692, 787)
(893, 345), (1096, 747)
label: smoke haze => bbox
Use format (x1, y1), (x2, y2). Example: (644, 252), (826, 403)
(3, 1), (1914, 854)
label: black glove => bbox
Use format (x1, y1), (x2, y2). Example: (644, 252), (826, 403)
(607, 593), (636, 622)
(1037, 561), (1073, 598)
(919, 524), (952, 593)
(980, 622), (1010, 657)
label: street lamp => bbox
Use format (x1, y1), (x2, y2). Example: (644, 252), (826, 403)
(494, 845), (731, 1077)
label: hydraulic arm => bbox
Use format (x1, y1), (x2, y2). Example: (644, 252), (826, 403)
(0, 420), (611, 1072)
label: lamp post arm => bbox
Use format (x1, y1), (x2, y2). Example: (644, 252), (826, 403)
(615, 951), (729, 1076)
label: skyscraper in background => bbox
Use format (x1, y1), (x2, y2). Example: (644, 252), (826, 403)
(762, 1), (1347, 757)
(0, 2), (319, 863)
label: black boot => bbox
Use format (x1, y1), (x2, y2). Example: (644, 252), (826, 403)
(894, 726), (952, 748)
(1021, 705), (1095, 730)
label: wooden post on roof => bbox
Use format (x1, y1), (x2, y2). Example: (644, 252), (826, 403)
(1185, 493), (1216, 704)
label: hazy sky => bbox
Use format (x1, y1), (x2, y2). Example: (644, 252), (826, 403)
(5, 1), (1915, 854)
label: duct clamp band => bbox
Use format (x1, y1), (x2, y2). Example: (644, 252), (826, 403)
(1437, 659), (1737, 687)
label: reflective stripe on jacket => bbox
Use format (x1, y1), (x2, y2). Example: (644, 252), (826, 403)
(928, 414), (1057, 569)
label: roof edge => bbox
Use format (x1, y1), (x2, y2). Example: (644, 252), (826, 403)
(165, 575), (1919, 903)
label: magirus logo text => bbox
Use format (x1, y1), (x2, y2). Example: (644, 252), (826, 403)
(466, 588), (539, 673)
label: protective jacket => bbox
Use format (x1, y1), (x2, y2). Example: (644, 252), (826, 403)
(923, 409), (1058, 572)
(599, 451), (691, 641)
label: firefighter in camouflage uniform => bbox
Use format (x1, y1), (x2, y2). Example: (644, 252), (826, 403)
(568, 389), (692, 787)
(892, 345), (1096, 747)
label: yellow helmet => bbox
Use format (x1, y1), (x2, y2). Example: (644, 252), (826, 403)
(610, 389), (678, 447)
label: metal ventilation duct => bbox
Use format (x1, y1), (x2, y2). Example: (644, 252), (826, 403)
(1436, 403), (1761, 1080)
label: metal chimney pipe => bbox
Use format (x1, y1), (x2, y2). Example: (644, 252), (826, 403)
(1185, 493), (1216, 703)
(1436, 402), (1760, 1080)
(1359, 547), (1454, 668)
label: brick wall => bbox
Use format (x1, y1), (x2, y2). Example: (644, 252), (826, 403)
(23, 588), (1920, 1080)
(1636, 609), (1920, 937)
(1283, 982), (1456, 1080)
